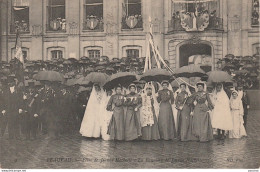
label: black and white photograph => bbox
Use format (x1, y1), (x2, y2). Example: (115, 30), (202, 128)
(0, 0), (260, 171)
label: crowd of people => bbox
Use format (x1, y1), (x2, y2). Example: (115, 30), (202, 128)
(0, 54), (253, 142)
(79, 80), (249, 142)
(217, 54), (260, 89)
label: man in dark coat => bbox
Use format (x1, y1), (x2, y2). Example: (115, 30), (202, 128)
(237, 84), (250, 128)
(5, 75), (23, 139)
(23, 81), (40, 140)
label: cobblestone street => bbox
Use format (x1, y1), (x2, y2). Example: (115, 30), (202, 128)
(1, 110), (260, 169)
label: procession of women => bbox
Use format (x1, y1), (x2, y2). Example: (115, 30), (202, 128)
(79, 68), (248, 142)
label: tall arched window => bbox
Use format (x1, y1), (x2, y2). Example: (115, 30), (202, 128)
(47, 0), (66, 32)
(11, 0), (30, 33)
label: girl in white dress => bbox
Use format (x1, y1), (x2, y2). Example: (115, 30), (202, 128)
(229, 90), (247, 138)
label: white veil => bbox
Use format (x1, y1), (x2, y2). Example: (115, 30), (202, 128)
(80, 85), (105, 137)
(140, 82), (160, 127)
(211, 83), (233, 130)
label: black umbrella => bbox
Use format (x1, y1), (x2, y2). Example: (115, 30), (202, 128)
(140, 68), (172, 82)
(104, 72), (137, 90)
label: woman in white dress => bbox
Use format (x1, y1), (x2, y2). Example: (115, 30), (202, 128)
(79, 83), (106, 138)
(229, 90), (247, 138)
(211, 83), (233, 140)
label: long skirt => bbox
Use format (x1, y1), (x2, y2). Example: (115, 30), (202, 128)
(229, 110), (247, 138)
(158, 101), (176, 140)
(124, 107), (139, 141)
(101, 110), (112, 141)
(178, 104), (192, 141)
(141, 113), (160, 140)
(107, 106), (125, 140)
(191, 103), (213, 142)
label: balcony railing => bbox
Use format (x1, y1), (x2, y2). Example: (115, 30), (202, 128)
(83, 18), (104, 32)
(168, 16), (223, 33)
(121, 16), (143, 30)
(10, 24), (30, 34)
(46, 20), (66, 32)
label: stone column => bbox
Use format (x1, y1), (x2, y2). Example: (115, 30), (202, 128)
(67, 0), (80, 59)
(227, 0), (242, 56)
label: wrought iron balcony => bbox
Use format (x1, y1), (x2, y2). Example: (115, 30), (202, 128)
(83, 17), (104, 32)
(168, 16), (223, 33)
(121, 16), (143, 30)
(10, 23), (30, 34)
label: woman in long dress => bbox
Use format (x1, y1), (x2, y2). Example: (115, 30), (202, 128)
(100, 90), (113, 140)
(211, 83), (233, 140)
(229, 90), (247, 138)
(124, 84), (142, 141)
(140, 82), (160, 140)
(190, 82), (214, 142)
(79, 83), (105, 138)
(157, 80), (176, 140)
(175, 83), (192, 141)
(107, 85), (125, 141)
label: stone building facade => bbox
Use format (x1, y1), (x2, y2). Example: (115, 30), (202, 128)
(0, 0), (259, 70)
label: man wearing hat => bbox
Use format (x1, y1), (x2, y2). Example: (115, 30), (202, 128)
(23, 81), (39, 140)
(5, 75), (23, 139)
(237, 84), (250, 128)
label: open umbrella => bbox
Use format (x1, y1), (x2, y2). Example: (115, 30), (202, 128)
(75, 77), (91, 86)
(104, 72), (137, 90)
(175, 65), (206, 78)
(33, 70), (64, 82)
(225, 54), (235, 59)
(207, 71), (232, 83)
(170, 77), (190, 88)
(85, 72), (109, 86)
(233, 70), (249, 75)
(78, 86), (92, 93)
(140, 68), (172, 82)
(66, 78), (78, 86)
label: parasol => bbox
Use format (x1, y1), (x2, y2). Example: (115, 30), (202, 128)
(78, 86), (92, 93)
(175, 65), (206, 78)
(66, 78), (78, 86)
(233, 70), (249, 75)
(207, 71), (232, 83)
(103, 72), (137, 90)
(75, 77), (91, 86)
(140, 68), (172, 82)
(33, 70), (64, 82)
(170, 77), (190, 88)
(85, 72), (109, 86)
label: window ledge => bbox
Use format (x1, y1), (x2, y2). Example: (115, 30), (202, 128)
(46, 31), (67, 33)
(121, 28), (143, 31)
(82, 29), (104, 32)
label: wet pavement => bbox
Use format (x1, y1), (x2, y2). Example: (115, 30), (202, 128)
(1, 110), (260, 169)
